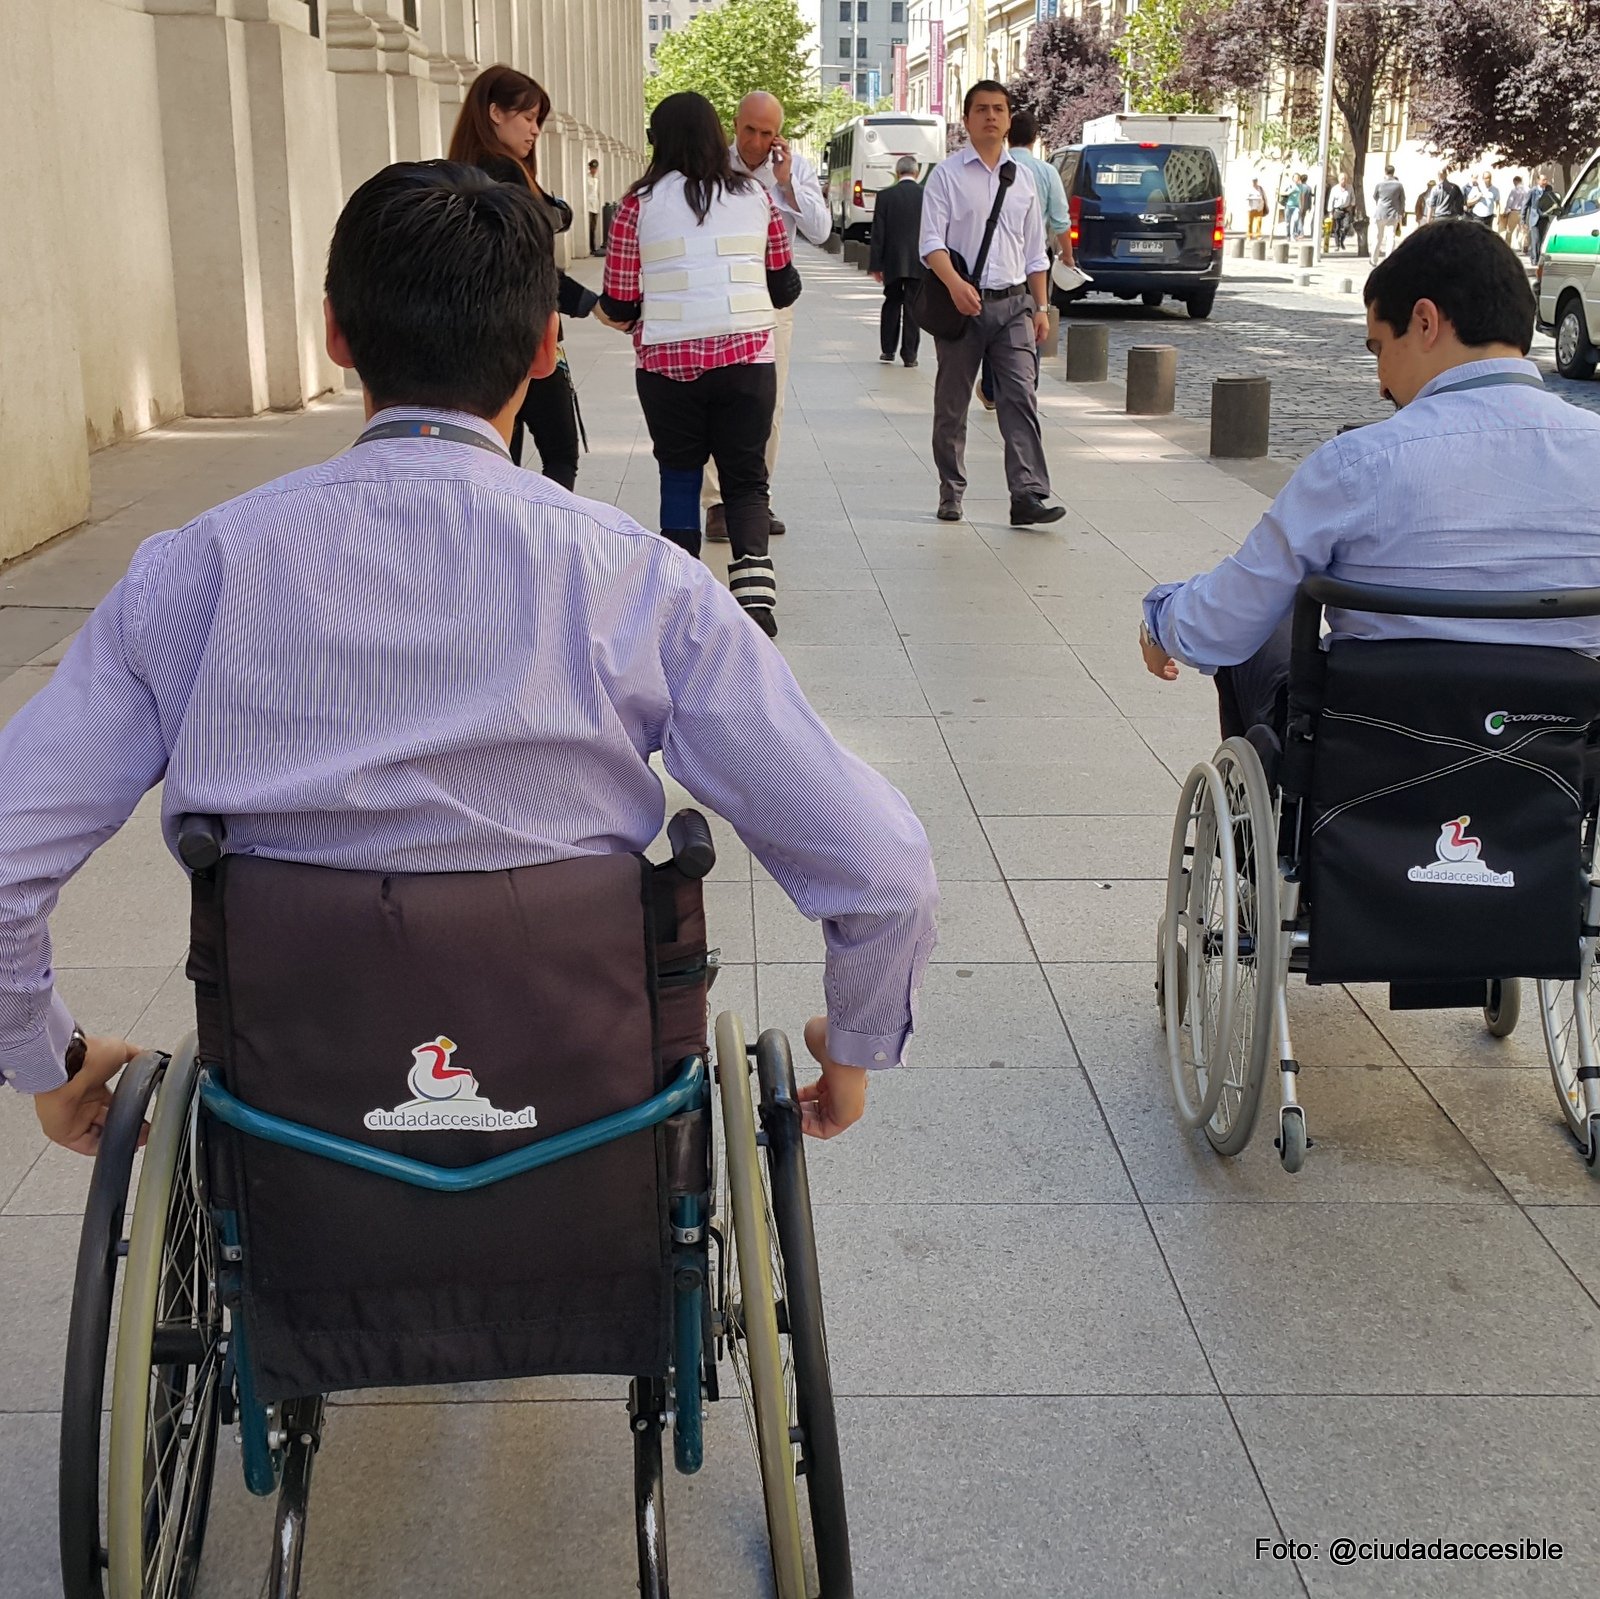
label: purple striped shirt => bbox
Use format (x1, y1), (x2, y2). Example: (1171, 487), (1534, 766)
(0, 408), (938, 1093)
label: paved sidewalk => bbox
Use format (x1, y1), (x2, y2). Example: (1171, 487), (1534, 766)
(3, 248), (1599, 1598)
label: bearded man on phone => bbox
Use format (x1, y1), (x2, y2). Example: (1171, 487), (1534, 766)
(701, 91), (831, 544)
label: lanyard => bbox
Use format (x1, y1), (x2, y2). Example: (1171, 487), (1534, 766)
(1430, 371), (1545, 397)
(356, 419), (511, 459)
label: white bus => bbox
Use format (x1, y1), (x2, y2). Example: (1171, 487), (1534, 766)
(821, 113), (944, 241)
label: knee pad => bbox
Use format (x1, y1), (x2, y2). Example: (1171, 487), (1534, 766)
(659, 467), (703, 534)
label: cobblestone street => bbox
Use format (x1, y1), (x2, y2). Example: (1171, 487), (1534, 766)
(1071, 258), (1595, 462)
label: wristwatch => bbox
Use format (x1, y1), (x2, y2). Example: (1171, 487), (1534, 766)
(64, 1026), (87, 1082)
(1139, 619), (1156, 649)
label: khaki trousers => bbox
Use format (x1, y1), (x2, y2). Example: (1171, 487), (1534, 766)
(703, 304), (794, 509)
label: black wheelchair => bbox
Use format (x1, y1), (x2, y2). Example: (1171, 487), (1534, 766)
(1158, 576), (1600, 1172)
(58, 809), (852, 1598)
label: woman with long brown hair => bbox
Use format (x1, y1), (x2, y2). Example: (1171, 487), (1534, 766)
(448, 65), (595, 490)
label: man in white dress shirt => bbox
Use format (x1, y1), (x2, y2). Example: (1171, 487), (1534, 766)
(920, 80), (1063, 526)
(703, 90), (831, 542)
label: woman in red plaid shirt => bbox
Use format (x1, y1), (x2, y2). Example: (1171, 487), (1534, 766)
(599, 92), (802, 637)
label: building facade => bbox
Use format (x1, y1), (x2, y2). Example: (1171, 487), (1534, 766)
(1, 0), (646, 566)
(642, 0), (725, 73)
(819, 0), (911, 104)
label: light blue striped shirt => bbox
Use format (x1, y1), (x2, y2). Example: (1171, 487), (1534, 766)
(0, 408), (938, 1092)
(1144, 359), (1600, 669)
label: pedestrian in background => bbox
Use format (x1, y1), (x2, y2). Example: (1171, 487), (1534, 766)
(449, 66), (596, 491)
(1528, 178), (1559, 262)
(1416, 179), (1434, 226)
(1466, 171), (1499, 227)
(870, 155), (925, 368)
(919, 81), (1062, 528)
(1328, 175), (1353, 250)
(1428, 170), (1466, 220)
(1283, 173), (1305, 240)
(1371, 166), (1406, 262)
(598, 90), (801, 637)
(701, 91), (830, 545)
(585, 158), (604, 255)
(978, 107), (1072, 408)
(1247, 178), (1267, 238)
(1502, 175), (1529, 249)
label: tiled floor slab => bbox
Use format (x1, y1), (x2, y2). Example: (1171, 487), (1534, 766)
(982, 814), (1174, 879)
(1013, 879), (1167, 962)
(843, 1396), (1297, 1598)
(812, 1203), (1214, 1396)
(1149, 1202), (1600, 1395)
(1232, 1396), (1600, 1597)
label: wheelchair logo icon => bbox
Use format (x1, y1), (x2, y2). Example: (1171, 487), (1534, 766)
(363, 1036), (539, 1131)
(1407, 816), (1515, 889)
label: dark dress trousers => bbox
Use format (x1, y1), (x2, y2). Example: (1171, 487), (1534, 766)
(869, 177), (926, 363)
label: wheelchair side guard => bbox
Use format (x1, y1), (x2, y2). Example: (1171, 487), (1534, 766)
(198, 1055), (707, 1191)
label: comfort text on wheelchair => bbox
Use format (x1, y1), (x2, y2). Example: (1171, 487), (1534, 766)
(362, 1036), (539, 1133)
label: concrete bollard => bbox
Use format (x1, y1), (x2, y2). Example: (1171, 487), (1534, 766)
(1064, 323), (1109, 382)
(844, 239), (865, 267)
(1248, 238), (1267, 261)
(1272, 241), (1290, 264)
(1227, 237), (1245, 258)
(1295, 271), (1313, 286)
(1339, 277), (1354, 293)
(1210, 375), (1271, 459)
(1126, 344), (1177, 416)
(1041, 305), (1061, 357)
(824, 232), (843, 255)
(1298, 244), (1315, 268)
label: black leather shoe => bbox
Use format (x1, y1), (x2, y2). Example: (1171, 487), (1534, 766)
(903, 358), (918, 368)
(936, 502), (962, 522)
(769, 515), (786, 536)
(1010, 494), (1066, 527)
(879, 352), (895, 363)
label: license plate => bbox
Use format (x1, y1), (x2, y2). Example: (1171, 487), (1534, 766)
(1127, 240), (1166, 255)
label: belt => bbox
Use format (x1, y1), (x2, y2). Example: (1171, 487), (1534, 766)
(981, 283), (1027, 301)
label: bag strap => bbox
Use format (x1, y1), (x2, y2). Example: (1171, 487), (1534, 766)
(969, 161), (1017, 285)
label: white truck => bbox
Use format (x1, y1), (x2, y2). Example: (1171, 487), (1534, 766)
(1078, 113), (1232, 179)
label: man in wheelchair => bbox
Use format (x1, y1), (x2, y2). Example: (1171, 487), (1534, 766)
(1135, 219), (1600, 734)
(1132, 219), (1600, 1178)
(0, 160), (938, 1156)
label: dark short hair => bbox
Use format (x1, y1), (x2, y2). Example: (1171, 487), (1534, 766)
(1008, 107), (1038, 146)
(1384, 165), (1395, 176)
(326, 161), (557, 416)
(1363, 218), (1535, 353)
(963, 79), (1011, 117)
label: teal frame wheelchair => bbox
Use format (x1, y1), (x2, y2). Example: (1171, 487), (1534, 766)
(1159, 576), (1600, 1173)
(59, 810), (852, 1598)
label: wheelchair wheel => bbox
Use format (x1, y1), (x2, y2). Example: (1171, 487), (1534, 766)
(60, 1050), (168, 1599)
(1540, 970), (1600, 1160)
(1202, 739), (1283, 1157)
(714, 1012), (807, 1599)
(1484, 979), (1521, 1039)
(754, 1029), (853, 1599)
(106, 1040), (225, 1599)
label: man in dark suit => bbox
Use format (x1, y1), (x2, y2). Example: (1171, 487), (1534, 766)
(870, 155), (925, 367)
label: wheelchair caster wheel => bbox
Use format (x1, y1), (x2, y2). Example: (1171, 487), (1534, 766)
(1585, 1114), (1600, 1169)
(1275, 1108), (1309, 1174)
(1483, 978), (1520, 1039)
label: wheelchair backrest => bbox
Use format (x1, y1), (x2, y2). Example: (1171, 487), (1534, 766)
(1304, 639), (1600, 985)
(187, 850), (708, 1400)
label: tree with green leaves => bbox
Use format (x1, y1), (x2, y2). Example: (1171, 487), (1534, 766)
(646, 0), (825, 137)
(811, 84), (894, 148)
(1115, 0), (1217, 114)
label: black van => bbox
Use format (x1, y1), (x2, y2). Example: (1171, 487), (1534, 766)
(1050, 143), (1225, 319)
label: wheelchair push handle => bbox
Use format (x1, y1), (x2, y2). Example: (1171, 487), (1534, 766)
(176, 814), (226, 872)
(667, 808), (717, 879)
(1301, 574), (1600, 622)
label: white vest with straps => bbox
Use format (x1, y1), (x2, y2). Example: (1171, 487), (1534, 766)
(635, 174), (776, 346)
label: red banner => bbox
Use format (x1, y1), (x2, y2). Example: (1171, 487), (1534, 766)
(892, 43), (908, 111)
(930, 21), (945, 119)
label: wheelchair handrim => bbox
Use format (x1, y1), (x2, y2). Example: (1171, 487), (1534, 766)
(107, 1040), (224, 1599)
(714, 1011), (807, 1599)
(1163, 762), (1238, 1128)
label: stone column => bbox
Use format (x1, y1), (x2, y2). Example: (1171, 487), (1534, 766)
(429, 0), (479, 153)
(149, 4), (270, 416)
(324, 0), (438, 192)
(0, 0), (89, 558)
